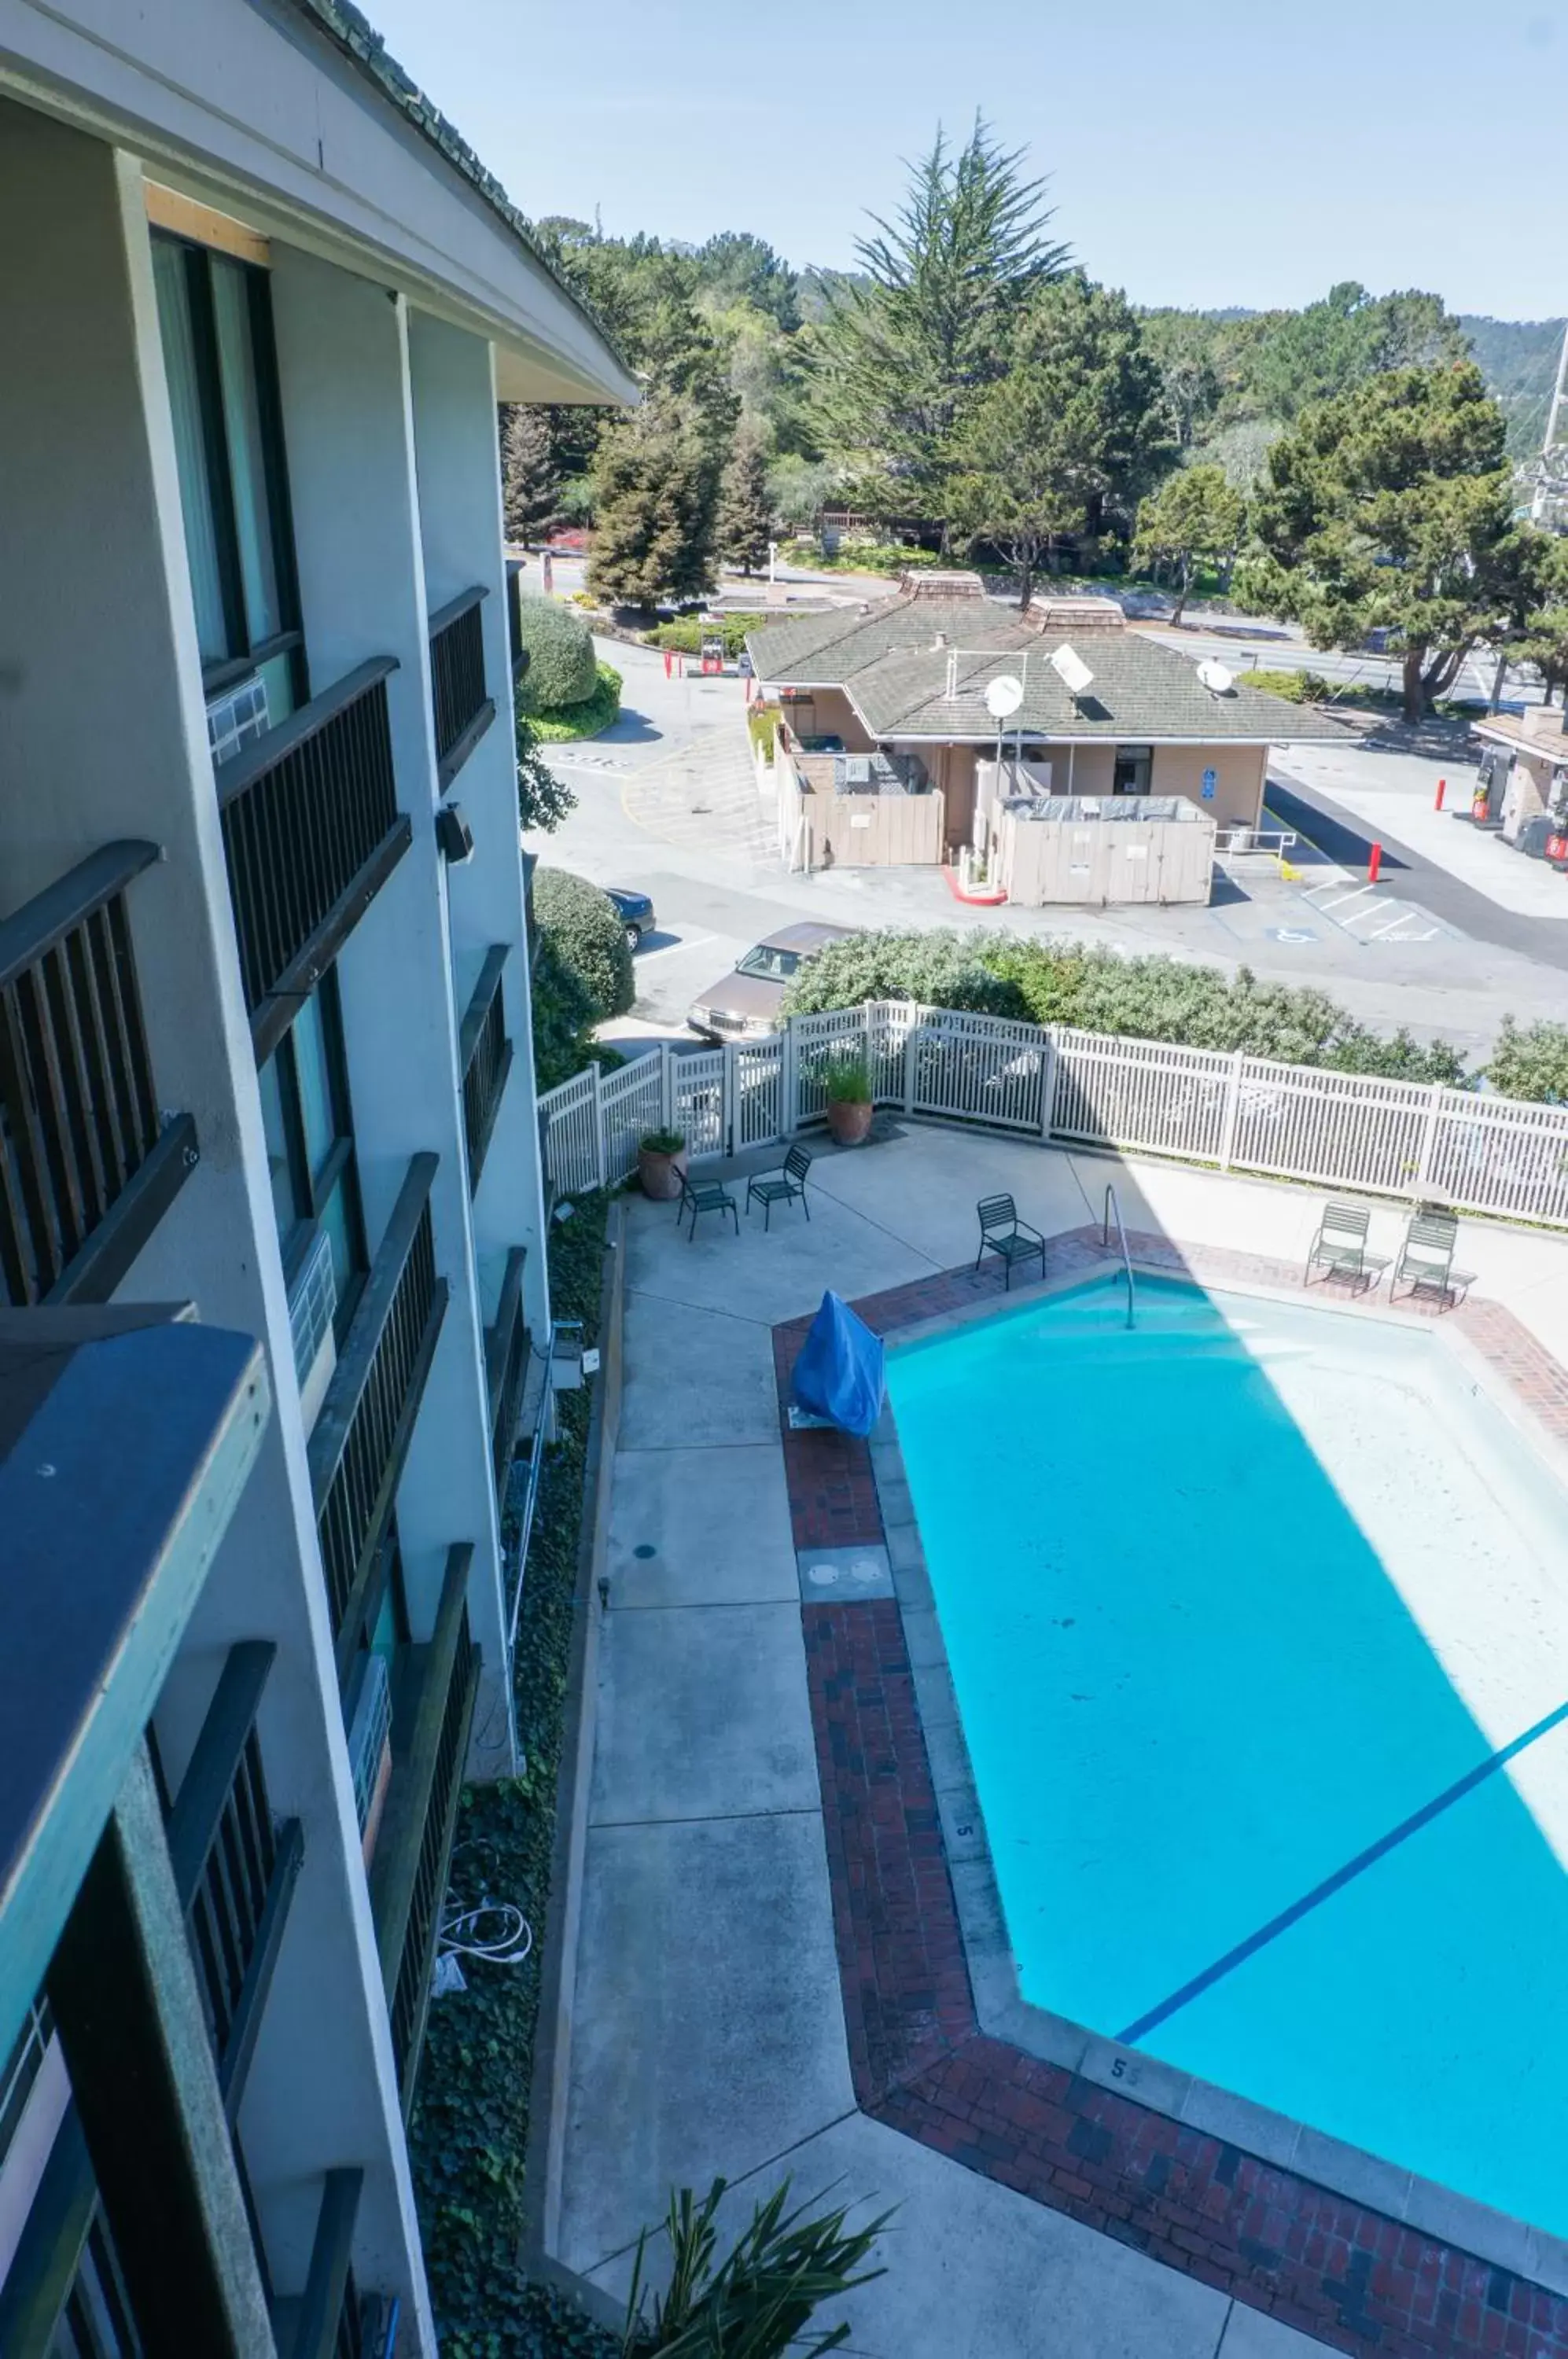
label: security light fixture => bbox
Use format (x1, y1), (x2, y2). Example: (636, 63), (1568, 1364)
(436, 802), (474, 864)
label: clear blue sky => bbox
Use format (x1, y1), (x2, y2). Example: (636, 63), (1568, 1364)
(365, 0), (1566, 319)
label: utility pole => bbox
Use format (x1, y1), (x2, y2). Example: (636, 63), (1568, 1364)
(1531, 318), (1568, 529)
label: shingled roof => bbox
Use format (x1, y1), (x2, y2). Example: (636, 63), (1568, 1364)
(746, 598), (1353, 745)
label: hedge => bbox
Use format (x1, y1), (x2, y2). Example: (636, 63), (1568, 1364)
(780, 929), (1468, 1086)
(1486, 1018), (1568, 1103)
(530, 870), (635, 1091)
(645, 613), (764, 657)
(408, 1192), (619, 2359)
(515, 596), (598, 708)
(528, 662), (621, 743)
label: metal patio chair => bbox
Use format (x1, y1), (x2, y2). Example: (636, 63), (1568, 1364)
(746, 1143), (812, 1232)
(1304, 1201), (1388, 1293)
(975, 1194), (1046, 1292)
(1392, 1209), (1474, 1308)
(678, 1168), (738, 1242)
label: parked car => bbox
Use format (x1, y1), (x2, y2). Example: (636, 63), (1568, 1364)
(687, 922), (856, 1041)
(606, 885), (656, 948)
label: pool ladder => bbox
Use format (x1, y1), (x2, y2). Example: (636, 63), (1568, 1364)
(1102, 1185), (1136, 1329)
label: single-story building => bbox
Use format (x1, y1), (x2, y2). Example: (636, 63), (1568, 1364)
(1470, 704), (1568, 848)
(747, 581), (1352, 881)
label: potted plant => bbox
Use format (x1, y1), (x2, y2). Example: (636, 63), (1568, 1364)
(821, 1051), (874, 1146)
(637, 1125), (687, 1201)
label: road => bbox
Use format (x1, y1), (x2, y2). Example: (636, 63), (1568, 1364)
(525, 631), (1568, 1071)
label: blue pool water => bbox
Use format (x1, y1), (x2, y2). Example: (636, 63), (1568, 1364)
(887, 1276), (1568, 2236)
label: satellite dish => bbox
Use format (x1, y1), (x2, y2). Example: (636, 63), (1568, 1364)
(985, 674), (1024, 719)
(1197, 658), (1235, 696)
(1050, 643), (1095, 698)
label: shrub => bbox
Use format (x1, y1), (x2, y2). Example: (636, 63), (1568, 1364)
(516, 710), (575, 834)
(528, 929), (600, 1092)
(778, 538), (944, 576)
(1486, 1018), (1568, 1103)
(747, 703), (780, 759)
(820, 1051), (871, 1104)
(646, 613), (766, 657)
(513, 594), (598, 708)
(640, 1126), (685, 1155)
(780, 929), (1028, 1021)
(528, 661), (621, 742)
(533, 868), (635, 1028)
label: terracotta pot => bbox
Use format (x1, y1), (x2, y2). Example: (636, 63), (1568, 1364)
(638, 1144), (688, 1201)
(825, 1098), (873, 1146)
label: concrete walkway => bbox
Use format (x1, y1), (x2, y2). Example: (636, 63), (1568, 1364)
(551, 1126), (1568, 2354)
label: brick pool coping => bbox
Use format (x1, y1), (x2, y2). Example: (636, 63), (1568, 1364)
(775, 1232), (1568, 2358)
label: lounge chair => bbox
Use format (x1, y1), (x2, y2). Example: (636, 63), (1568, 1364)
(1304, 1201), (1388, 1292)
(975, 1194), (1046, 1292)
(1392, 1209), (1474, 1308)
(746, 1143), (812, 1231)
(678, 1169), (738, 1242)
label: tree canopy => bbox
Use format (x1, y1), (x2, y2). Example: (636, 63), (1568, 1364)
(1242, 362), (1518, 719)
(811, 116), (1070, 526)
(1132, 464), (1246, 623)
(948, 276), (1172, 602)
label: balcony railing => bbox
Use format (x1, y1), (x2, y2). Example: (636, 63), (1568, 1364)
(1, 841), (196, 1307)
(429, 587), (493, 787)
(458, 945), (512, 1194)
(1, 1640), (303, 2346)
(370, 1544), (480, 2115)
(310, 1154), (447, 1674)
(485, 1246), (528, 1503)
(218, 661), (411, 1066)
(167, 1642), (304, 2120)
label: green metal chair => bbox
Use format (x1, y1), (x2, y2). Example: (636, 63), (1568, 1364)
(745, 1144), (812, 1232)
(1304, 1201), (1388, 1292)
(678, 1168), (738, 1242)
(1392, 1209), (1474, 1308)
(975, 1194), (1046, 1292)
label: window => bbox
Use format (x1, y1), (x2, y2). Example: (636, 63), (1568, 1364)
(259, 972), (366, 1341)
(1113, 745), (1153, 796)
(151, 232), (304, 733)
(735, 944), (802, 982)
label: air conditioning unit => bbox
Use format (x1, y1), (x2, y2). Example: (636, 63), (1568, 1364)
(346, 1651), (393, 1864)
(843, 754), (872, 786)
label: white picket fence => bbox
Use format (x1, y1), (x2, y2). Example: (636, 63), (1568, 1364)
(537, 1004), (1568, 1231)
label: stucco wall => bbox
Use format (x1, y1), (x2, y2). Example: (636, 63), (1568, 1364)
(1150, 742), (1268, 828)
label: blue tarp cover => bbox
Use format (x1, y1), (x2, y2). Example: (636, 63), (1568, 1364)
(790, 1290), (885, 1437)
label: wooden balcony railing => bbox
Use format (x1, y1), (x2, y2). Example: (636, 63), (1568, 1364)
(219, 661), (411, 1066)
(458, 945), (512, 1194)
(1, 841), (196, 1307)
(370, 1544), (479, 2116)
(310, 1154), (447, 1676)
(428, 587), (493, 787)
(485, 1246), (528, 1503)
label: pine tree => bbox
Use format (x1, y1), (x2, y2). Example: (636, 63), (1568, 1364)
(717, 439), (772, 574)
(586, 399), (723, 613)
(500, 405), (562, 547)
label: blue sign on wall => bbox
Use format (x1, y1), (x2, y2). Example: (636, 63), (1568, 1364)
(1201, 767), (1217, 800)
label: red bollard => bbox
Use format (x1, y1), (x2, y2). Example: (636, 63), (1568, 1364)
(1368, 841), (1383, 885)
(663, 649), (672, 680)
(1434, 776), (1447, 811)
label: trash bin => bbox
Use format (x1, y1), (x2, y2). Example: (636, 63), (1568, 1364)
(1516, 814), (1556, 859)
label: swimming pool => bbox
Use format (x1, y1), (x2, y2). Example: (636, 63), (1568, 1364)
(887, 1275), (1568, 2241)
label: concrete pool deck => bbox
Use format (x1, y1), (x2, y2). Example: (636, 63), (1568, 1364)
(548, 1123), (1568, 2357)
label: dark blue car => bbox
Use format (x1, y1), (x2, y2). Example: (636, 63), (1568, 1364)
(605, 885), (655, 949)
